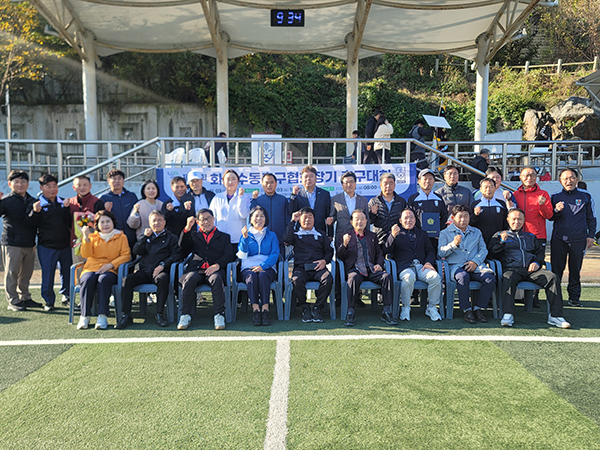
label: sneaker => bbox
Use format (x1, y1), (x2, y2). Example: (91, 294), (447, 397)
(177, 314), (192, 330)
(115, 314), (134, 329)
(501, 313), (514, 327)
(155, 313), (168, 327)
(261, 310), (271, 326)
(252, 310), (262, 326)
(380, 311), (398, 325)
(23, 299), (43, 308)
(214, 313), (226, 330)
(109, 295), (115, 308)
(7, 301), (27, 312)
(74, 303), (81, 312)
(95, 314), (108, 330)
(344, 310), (356, 327)
(301, 308), (313, 323)
(311, 307), (324, 323)
(568, 299), (583, 308)
(548, 316), (571, 329)
(400, 306), (411, 321)
(44, 305), (55, 312)
(425, 306), (442, 321)
(61, 295), (70, 306)
(76, 316), (90, 330)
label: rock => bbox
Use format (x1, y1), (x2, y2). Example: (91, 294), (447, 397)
(571, 115), (600, 140)
(549, 96), (595, 122)
(522, 109), (544, 140)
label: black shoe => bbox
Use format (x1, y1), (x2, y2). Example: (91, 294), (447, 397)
(7, 301), (26, 312)
(301, 307), (313, 323)
(23, 299), (43, 308)
(463, 310), (477, 324)
(356, 298), (367, 308)
(252, 310), (262, 326)
(473, 309), (487, 323)
(114, 314), (133, 329)
(261, 310), (271, 326)
(344, 310), (356, 327)
(74, 303), (81, 312)
(568, 299), (583, 308)
(311, 307), (324, 323)
(155, 313), (168, 327)
(380, 311), (398, 325)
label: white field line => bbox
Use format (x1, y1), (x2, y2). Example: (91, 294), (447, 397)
(2, 334), (600, 347)
(264, 338), (291, 450)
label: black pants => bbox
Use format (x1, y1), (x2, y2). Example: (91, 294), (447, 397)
(502, 267), (563, 317)
(179, 270), (226, 315)
(121, 270), (170, 314)
(551, 238), (586, 302)
(363, 148), (380, 164)
(292, 267), (332, 310)
(347, 269), (392, 309)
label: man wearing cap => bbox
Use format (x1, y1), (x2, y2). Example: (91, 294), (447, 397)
(470, 148), (490, 189)
(408, 168), (448, 248)
(187, 170), (215, 215)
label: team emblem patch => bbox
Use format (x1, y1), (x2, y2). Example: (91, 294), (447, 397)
(576, 199), (582, 206)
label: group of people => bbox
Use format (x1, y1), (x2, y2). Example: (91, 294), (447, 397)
(1, 160), (595, 331)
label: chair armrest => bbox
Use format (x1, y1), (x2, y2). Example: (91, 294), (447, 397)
(336, 258), (346, 282)
(70, 261), (86, 286)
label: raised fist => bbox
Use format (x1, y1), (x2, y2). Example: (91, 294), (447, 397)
(343, 233), (351, 246)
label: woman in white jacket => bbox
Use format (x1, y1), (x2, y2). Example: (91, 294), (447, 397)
(209, 169), (251, 252)
(374, 115), (393, 164)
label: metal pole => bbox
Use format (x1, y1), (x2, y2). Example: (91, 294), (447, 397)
(551, 142), (557, 180)
(57, 142), (63, 180)
(308, 141), (313, 165)
(502, 143), (508, 178)
(5, 88), (11, 174)
(259, 140), (264, 167)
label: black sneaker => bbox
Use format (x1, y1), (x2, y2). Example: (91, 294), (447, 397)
(155, 313), (168, 327)
(380, 311), (398, 325)
(568, 299), (583, 308)
(311, 307), (324, 323)
(344, 310), (356, 327)
(301, 307), (313, 323)
(261, 310), (271, 326)
(7, 301), (26, 312)
(23, 299), (43, 308)
(252, 310), (262, 326)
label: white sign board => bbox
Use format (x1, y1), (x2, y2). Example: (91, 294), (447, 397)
(422, 115), (451, 129)
(251, 134), (282, 165)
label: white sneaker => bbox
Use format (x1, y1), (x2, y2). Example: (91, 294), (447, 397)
(501, 313), (514, 327)
(425, 306), (441, 321)
(177, 314), (191, 330)
(400, 306), (411, 321)
(214, 313), (226, 330)
(77, 316), (90, 330)
(548, 316), (571, 329)
(109, 295), (115, 308)
(95, 314), (108, 330)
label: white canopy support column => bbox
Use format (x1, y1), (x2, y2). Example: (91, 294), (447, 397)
(200, 0), (229, 136)
(81, 30), (99, 166)
(474, 32), (490, 151)
(216, 34), (229, 136)
(346, 0), (372, 158)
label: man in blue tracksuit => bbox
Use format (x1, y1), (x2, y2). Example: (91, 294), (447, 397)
(550, 168), (597, 307)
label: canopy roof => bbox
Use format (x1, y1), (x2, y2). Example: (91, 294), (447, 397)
(577, 70), (600, 108)
(31, 0), (540, 64)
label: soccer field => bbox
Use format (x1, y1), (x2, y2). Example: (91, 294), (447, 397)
(1, 289), (600, 449)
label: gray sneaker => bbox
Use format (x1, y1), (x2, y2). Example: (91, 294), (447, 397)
(214, 313), (226, 330)
(177, 314), (192, 330)
(501, 313), (514, 327)
(547, 315), (571, 329)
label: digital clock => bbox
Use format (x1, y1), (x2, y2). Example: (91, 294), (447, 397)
(270, 9), (305, 27)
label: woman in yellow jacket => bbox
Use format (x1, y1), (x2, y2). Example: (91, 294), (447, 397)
(77, 210), (130, 330)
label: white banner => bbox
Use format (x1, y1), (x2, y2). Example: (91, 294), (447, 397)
(157, 164), (417, 201)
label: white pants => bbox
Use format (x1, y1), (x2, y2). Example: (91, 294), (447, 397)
(399, 263), (442, 307)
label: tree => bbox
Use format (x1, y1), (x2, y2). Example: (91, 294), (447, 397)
(0, 0), (69, 99)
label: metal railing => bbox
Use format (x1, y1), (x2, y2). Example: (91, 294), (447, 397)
(1, 136), (599, 186)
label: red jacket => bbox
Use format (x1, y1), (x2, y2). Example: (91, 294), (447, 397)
(513, 183), (553, 239)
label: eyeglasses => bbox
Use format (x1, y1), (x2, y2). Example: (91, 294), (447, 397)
(561, 176), (577, 181)
(198, 217), (213, 223)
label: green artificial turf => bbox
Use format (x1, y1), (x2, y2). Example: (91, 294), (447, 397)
(496, 341), (600, 426)
(287, 340), (600, 449)
(0, 341), (275, 449)
(0, 288), (598, 342)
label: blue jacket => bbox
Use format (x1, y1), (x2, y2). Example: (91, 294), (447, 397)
(438, 223), (491, 277)
(251, 193), (289, 247)
(237, 228), (280, 271)
(550, 188), (597, 242)
(100, 189), (138, 246)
